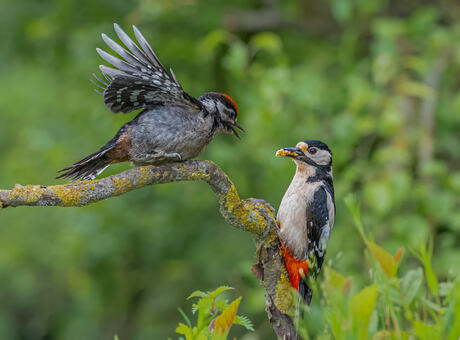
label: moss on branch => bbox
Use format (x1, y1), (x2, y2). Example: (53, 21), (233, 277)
(0, 160), (297, 339)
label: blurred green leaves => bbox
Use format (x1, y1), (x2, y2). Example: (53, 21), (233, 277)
(400, 268), (423, 306)
(298, 202), (460, 340)
(350, 284), (378, 340)
(0, 0), (459, 339)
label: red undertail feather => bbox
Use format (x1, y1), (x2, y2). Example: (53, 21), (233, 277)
(282, 244), (310, 290)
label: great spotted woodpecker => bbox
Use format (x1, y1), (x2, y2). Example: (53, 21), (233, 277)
(58, 24), (243, 180)
(276, 140), (335, 305)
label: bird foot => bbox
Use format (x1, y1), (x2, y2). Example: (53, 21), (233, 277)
(169, 152), (182, 161)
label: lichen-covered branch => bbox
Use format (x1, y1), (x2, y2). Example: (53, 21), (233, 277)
(0, 160), (297, 339)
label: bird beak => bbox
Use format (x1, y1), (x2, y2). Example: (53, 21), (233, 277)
(234, 122), (245, 133)
(276, 147), (303, 159)
(229, 122), (245, 139)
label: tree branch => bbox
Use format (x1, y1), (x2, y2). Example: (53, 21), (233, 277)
(0, 160), (298, 339)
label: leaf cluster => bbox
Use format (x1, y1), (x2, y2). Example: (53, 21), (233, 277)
(297, 195), (459, 340)
(173, 286), (253, 340)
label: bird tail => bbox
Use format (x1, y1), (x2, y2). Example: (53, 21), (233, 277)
(295, 278), (313, 320)
(298, 277), (313, 305)
(57, 144), (114, 181)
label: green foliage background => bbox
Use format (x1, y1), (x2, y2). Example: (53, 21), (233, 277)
(0, 0), (459, 339)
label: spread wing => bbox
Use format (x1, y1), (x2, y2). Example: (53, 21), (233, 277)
(305, 186), (333, 276)
(92, 24), (202, 114)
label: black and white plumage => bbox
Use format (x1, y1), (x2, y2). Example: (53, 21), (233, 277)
(58, 24), (243, 181)
(93, 24), (201, 114)
(276, 140), (335, 304)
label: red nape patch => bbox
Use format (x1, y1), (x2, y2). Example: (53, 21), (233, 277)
(282, 244), (310, 290)
(221, 93), (238, 116)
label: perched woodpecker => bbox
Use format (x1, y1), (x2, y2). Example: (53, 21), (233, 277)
(57, 24), (243, 180)
(276, 140), (335, 305)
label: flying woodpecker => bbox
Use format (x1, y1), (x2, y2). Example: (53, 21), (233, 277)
(276, 140), (335, 305)
(57, 24), (244, 180)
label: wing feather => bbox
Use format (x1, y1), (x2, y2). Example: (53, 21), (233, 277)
(113, 23), (153, 67)
(93, 24), (201, 114)
(101, 33), (146, 70)
(96, 48), (140, 74)
(306, 186), (333, 276)
(133, 25), (165, 69)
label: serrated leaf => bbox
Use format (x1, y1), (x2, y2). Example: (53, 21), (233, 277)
(213, 299), (229, 313)
(209, 286), (234, 300)
(197, 297), (212, 312)
(214, 297), (241, 335)
(176, 323), (193, 339)
(400, 268), (423, 305)
(187, 290), (207, 300)
(233, 315), (255, 331)
(366, 241), (398, 277)
(191, 304), (198, 315)
(350, 285), (379, 340)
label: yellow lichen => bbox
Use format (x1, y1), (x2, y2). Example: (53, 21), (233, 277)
(265, 207), (277, 225)
(223, 184), (240, 212)
(274, 268), (294, 315)
(7, 184), (47, 203)
(232, 201), (277, 236)
(138, 166), (153, 185)
(79, 180), (98, 191)
(112, 177), (132, 196)
(244, 203), (268, 234)
(51, 184), (85, 207)
(188, 169), (209, 181)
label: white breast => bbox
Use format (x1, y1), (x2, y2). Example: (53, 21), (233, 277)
(277, 169), (322, 259)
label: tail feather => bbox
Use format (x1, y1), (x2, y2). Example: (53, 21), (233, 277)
(57, 146), (113, 181)
(298, 278), (313, 305)
(295, 278), (312, 320)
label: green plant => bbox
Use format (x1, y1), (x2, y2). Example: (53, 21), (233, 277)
(172, 286), (254, 340)
(298, 194), (460, 340)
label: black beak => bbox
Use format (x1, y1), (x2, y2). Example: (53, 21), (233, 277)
(233, 122), (245, 133)
(229, 122), (245, 139)
(275, 147), (303, 159)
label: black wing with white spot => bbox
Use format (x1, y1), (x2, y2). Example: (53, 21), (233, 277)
(92, 24), (202, 114)
(305, 186), (332, 276)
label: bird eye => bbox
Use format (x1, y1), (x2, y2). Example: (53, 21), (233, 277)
(308, 147), (317, 155)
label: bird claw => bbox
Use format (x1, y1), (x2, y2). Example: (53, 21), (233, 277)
(171, 153), (182, 161)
